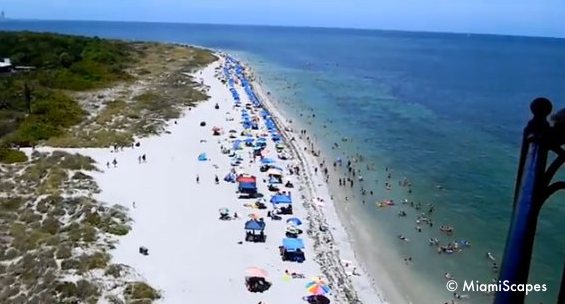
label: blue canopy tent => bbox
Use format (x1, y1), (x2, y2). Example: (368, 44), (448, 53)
(282, 238), (304, 252)
(271, 194), (292, 205)
(239, 182), (257, 193)
(281, 237), (305, 262)
(245, 220), (266, 231)
(198, 153), (208, 161)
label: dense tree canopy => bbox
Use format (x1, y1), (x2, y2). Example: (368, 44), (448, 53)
(0, 31), (135, 152)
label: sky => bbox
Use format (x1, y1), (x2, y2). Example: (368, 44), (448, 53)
(1, 0), (564, 38)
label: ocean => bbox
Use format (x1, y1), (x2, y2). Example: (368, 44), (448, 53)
(2, 20), (565, 303)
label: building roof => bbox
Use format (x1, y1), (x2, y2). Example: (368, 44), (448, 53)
(0, 58), (12, 68)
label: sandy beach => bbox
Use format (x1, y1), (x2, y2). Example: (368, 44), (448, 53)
(26, 54), (392, 303)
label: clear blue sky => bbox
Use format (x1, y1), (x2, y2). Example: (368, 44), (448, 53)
(2, 0), (565, 38)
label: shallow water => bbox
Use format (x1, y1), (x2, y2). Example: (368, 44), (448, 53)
(2, 20), (565, 303)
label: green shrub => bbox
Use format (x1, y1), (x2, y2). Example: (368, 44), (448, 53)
(82, 252), (110, 270)
(0, 148), (28, 163)
(0, 197), (23, 211)
(56, 244), (72, 259)
(72, 172), (92, 180)
(106, 223), (130, 236)
(124, 282), (160, 300)
(59, 153), (96, 171)
(42, 216), (61, 235)
(55, 281), (78, 298)
(61, 258), (80, 270)
(75, 279), (100, 300)
(104, 264), (123, 278)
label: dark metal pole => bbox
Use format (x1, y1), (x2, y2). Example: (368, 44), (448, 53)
(558, 262), (565, 304)
(495, 98), (552, 304)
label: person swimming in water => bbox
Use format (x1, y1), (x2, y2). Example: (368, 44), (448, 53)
(398, 235), (409, 241)
(487, 252), (496, 261)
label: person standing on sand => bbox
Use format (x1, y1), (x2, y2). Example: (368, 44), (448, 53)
(112, 158), (117, 168)
(215, 175), (219, 184)
(106, 161), (110, 168)
(196, 175), (200, 184)
(142, 154), (146, 163)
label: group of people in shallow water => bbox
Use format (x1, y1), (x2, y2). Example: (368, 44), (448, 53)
(289, 105), (505, 302)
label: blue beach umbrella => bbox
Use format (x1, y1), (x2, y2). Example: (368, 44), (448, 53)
(261, 158), (275, 164)
(287, 217), (302, 226)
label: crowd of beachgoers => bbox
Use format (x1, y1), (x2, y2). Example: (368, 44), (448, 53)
(256, 84), (504, 303)
(209, 55), (336, 304)
(69, 54), (385, 304)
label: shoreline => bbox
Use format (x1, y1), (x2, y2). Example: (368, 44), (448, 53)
(247, 62), (408, 304)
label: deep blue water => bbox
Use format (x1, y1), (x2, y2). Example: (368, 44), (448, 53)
(2, 20), (565, 303)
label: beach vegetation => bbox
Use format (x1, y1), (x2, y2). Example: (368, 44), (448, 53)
(0, 150), (148, 303)
(124, 282), (161, 301)
(0, 147), (28, 163)
(105, 264), (124, 278)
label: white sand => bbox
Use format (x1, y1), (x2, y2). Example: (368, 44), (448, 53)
(31, 56), (391, 303)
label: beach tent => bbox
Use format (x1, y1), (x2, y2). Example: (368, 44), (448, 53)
(198, 153), (208, 161)
(271, 194), (292, 205)
(238, 175), (258, 195)
(237, 175), (256, 183)
(245, 220), (266, 231)
(282, 238), (304, 252)
(245, 220), (266, 242)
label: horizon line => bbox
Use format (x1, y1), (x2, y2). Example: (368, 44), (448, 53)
(3, 17), (565, 40)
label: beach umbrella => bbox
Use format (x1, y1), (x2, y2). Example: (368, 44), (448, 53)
(305, 278), (331, 295)
(219, 208), (229, 215)
(287, 217), (303, 226)
(229, 129), (238, 133)
(261, 158), (275, 164)
(269, 165), (284, 171)
(245, 267), (268, 278)
(267, 168), (283, 176)
(198, 153), (208, 161)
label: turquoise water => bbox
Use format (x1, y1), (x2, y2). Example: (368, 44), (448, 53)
(2, 21), (565, 303)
